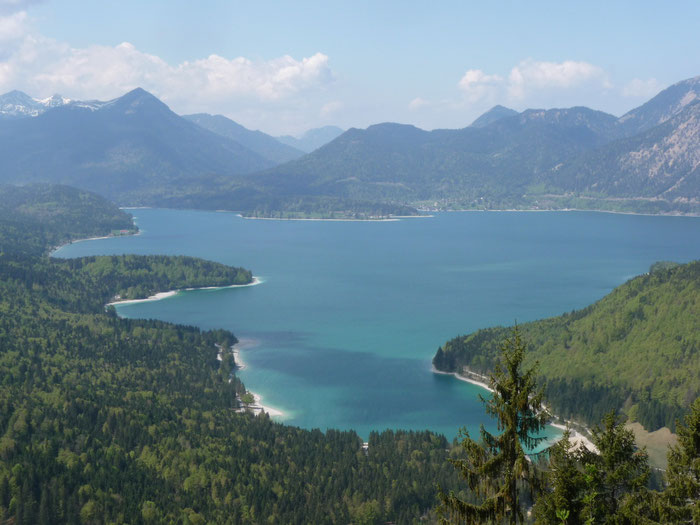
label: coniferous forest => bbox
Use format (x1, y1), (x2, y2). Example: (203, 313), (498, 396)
(433, 262), (700, 432)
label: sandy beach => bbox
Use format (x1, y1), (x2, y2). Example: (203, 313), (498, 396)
(433, 366), (598, 452)
(231, 339), (286, 419)
(432, 366), (494, 392)
(550, 422), (598, 453)
(50, 232), (137, 256)
(107, 276), (262, 306)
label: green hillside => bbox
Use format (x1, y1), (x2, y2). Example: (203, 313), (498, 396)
(433, 261), (700, 431)
(0, 184), (135, 257)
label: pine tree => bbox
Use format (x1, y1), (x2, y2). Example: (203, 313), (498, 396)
(579, 411), (650, 523)
(438, 326), (549, 524)
(661, 397), (700, 523)
(533, 430), (587, 524)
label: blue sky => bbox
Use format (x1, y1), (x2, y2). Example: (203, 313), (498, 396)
(1, 0), (698, 134)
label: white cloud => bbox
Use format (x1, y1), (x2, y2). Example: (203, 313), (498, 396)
(458, 69), (503, 102)
(6, 37), (333, 103)
(507, 59), (608, 99)
(452, 59), (615, 110)
(0, 10), (27, 42)
(0, 11), (335, 133)
(622, 77), (662, 98)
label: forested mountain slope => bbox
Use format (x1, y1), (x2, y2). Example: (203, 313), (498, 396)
(0, 184), (135, 256)
(184, 113), (305, 164)
(433, 261), (700, 432)
(254, 107), (620, 207)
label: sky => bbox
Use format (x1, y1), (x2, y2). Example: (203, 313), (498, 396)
(0, 0), (699, 135)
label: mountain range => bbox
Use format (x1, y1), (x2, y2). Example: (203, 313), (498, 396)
(0, 88), (282, 202)
(0, 90), (72, 118)
(0, 76), (698, 215)
(182, 113), (305, 164)
(255, 76), (699, 214)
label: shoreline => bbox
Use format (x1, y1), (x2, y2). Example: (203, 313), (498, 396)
(125, 204), (698, 219)
(50, 230), (142, 256)
(427, 207), (700, 218)
(230, 339), (286, 419)
(238, 214), (401, 222)
(107, 277), (263, 306)
(432, 365), (597, 453)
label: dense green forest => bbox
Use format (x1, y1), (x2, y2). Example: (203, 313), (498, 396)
(0, 257), (464, 523)
(440, 329), (700, 524)
(0, 186), (465, 523)
(0, 184), (136, 257)
(433, 261), (700, 432)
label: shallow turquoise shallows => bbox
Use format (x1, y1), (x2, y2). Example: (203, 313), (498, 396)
(54, 209), (700, 443)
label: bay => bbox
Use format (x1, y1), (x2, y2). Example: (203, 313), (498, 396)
(54, 209), (700, 442)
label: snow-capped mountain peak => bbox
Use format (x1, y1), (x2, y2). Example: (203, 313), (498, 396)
(0, 90), (72, 119)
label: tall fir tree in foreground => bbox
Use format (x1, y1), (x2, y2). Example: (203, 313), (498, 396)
(534, 412), (651, 524)
(658, 397), (700, 523)
(438, 327), (549, 524)
(580, 412), (651, 523)
(532, 430), (587, 524)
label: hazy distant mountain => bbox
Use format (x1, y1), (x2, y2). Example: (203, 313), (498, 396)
(255, 107), (622, 206)
(252, 77), (699, 214)
(277, 126), (344, 153)
(0, 88), (273, 203)
(617, 76), (700, 136)
(183, 113), (305, 165)
(470, 105), (519, 127)
(551, 99), (700, 201)
(0, 90), (71, 119)
(1, 77), (697, 216)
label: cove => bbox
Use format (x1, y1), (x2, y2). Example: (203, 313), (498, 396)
(54, 209), (700, 442)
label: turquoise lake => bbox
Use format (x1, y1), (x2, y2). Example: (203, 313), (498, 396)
(54, 209), (700, 442)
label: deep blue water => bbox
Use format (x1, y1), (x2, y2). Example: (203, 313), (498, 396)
(54, 209), (700, 442)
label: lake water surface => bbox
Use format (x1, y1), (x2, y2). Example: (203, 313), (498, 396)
(54, 209), (700, 441)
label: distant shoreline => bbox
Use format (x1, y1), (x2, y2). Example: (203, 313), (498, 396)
(50, 230), (141, 256)
(422, 207), (700, 218)
(238, 214), (435, 222)
(127, 205), (697, 219)
(240, 214), (399, 222)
